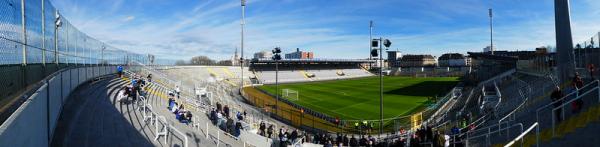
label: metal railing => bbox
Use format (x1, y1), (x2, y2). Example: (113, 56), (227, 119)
(465, 121), (523, 147)
(504, 122), (538, 147)
(535, 80), (600, 145)
(128, 66), (277, 146)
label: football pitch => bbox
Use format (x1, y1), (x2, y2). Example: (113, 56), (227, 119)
(258, 76), (459, 120)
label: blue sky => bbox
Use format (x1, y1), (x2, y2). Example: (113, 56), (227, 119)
(50, 0), (600, 60)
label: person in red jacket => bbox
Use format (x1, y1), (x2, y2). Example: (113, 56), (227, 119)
(589, 64), (595, 80)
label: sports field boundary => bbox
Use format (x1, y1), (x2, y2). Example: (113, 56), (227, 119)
(241, 79), (463, 134)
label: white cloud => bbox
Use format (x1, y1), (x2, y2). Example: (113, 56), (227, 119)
(123, 16), (135, 22)
(50, 0), (600, 61)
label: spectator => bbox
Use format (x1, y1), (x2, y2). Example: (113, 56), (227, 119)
(336, 133), (342, 145)
(572, 73), (584, 113)
(168, 97), (175, 109)
(359, 136), (367, 146)
(224, 105), (230, 118)
(117, 87), (128, 103)
(349, 135), (358, 147)
(226, 117), (234, 133)
(451, 126), (460, 135)
(175, 86), (181, 99)
(235, 121), (242, 137)
(551, 86), (564, 122)
(291, 129), (298, 143)
(185, 111), (192, 124)
(343, 134), (349, 146)
(236, 112), (243, 120)
(117, 65), (123, 77)
(146, 74), (152, 82)
(216, 111), (224, 126)
(589, 64), (596, 79)
(267, 125), (274, 138)
(194, 87), (201, 99)
(217, 102), (222, 112)
(259, 121), (266, 136)
(444, 134), (450, 147)
(170, 101), (178, 113)
(324, 140), (333, 147)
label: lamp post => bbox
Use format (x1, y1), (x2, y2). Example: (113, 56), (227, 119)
(272, 47), (282, 115)
(240, 0), (246, 92)
(489, 8), (494, 55)
(54, 10), (62, 68)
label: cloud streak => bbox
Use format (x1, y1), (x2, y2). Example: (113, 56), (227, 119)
(50, 0), (600, 61)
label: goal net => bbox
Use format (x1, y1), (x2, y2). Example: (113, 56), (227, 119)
(282, 89), (299, 101)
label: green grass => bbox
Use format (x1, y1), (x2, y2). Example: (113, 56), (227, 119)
(258, 76), (459, 120)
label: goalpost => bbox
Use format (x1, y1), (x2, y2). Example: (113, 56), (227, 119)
(282, 89), (299, 101)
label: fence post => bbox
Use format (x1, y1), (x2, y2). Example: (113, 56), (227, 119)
(206, 122), (209, 139)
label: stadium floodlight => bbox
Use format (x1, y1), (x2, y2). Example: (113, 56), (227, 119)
(371, 39), (380, 48)
(371, 39), (380, 57)
(54, 10), (62, 66)
(55, 11), (62, 27)
(272, 46), (282, 116)
(370, 49), (378, 57)
(383, 39), (392, 48)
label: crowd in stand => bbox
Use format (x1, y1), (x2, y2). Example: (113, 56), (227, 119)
(117, 74), (147, 104)
(209, 102), (245, 137)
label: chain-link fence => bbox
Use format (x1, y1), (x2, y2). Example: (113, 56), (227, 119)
(0, 0), (156, 124)
(574, 32), (600, 69)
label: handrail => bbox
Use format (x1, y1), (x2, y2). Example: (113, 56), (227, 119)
(504, 122), (538, 147)
(536, 80), (600, 126)
(499, 76), (531, 124)
(550, 86), (600, 136)
(536, 80), (599, 113)
(169, 124), (189, 147)
(139, 71), (251, 146)
(467, 122), (523, 147)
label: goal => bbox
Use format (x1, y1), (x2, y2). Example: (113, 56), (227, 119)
(282, 89), (299, 101)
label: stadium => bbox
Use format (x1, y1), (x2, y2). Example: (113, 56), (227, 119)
(1, 0), (600, 147)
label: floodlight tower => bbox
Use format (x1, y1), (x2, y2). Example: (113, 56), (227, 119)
(489, 8), (494, 55)
(54, 10), (62, 67)
(371, 37), (391, 137)
(240, 0), (246, 92)
(272, 47), (282, 115)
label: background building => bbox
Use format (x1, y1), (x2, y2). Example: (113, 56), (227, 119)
(285, 48), (314, 59)
(483, 46), (497, 53)
(231, 48), (240, 66)
(438, 53), (469, 67)
(387, 51), (402, 67)
(253, 50), (273, 60)
(399, 54), (437, 67)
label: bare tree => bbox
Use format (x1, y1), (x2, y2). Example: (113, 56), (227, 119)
(175, 60), (187, 65)
(190, 56), (216, 65)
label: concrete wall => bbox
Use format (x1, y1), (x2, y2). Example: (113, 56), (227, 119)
(48, 76), (61, 139)
(0, 85), (49, 147)
(0, 66), (118, 147)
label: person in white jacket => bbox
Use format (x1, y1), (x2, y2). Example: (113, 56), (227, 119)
(117, 87), (128, 103)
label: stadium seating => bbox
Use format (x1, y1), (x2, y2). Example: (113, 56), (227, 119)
(255, 69), (373, 84)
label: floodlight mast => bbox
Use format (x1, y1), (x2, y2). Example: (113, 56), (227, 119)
(240, 0), (246, 92)
(489, 8), (494, 55)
